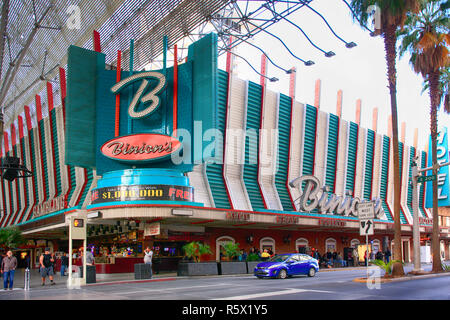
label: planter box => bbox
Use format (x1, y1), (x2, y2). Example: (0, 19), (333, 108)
(134, 263), (152, 280)
(177, 262), (218, 276)
(219, 261), (247, 275)
(246, 261), (262, 274)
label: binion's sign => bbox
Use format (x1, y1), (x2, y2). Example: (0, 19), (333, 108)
(426, 127), (450, 208)
(289, 175), (384, 218)
(100, 72), (182, 163)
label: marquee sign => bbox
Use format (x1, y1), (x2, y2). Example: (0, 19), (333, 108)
(289, 175), (383, 218)
(33, 195), (67, 218)
(100, 133), (181, 162)
(276, 215), (299, 224)
(91, 184), (193, 204)
(225, 212), (251, 221)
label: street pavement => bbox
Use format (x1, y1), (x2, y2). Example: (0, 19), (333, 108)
(0, 263), (448, 300)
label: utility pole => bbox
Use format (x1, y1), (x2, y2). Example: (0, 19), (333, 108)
(412, 156), (450, 272)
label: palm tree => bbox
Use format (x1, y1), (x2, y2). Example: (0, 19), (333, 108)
(399, 0), (450, 273)
(350, 0), (420, 276)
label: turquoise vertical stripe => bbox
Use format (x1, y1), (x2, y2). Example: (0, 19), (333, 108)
(19, 137), (30, 224)
(363, 129), (375, 200)
(39, 121), (49, 200)
(243, 81), (265, 211)
(275, 94), (294, 211)
(51, 109), (62, 196)
(29, 131), (39, 207)
(302, 105), (318, 213)
(398, 142), (407, 224)
(78, 169), (94, 206)
(380, 136), (394, 222)
(205, 69), (231, 209)
(346, 122), (358, 193)
(407, 147), (417, 217)
(325, 114), (339, 191)
(419, 150), (427, 217)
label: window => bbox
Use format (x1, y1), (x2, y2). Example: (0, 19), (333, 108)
(260, 237), (275, 254)
(216, 236), (235, 261)
(295, 238), (309, 253)
(350, 239), (360, 248)
(325, 238), (337, 252)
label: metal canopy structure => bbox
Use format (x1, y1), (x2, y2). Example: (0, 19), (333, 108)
(0, 0), (360, 142)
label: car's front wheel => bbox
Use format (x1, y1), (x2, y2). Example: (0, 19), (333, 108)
(308, 267), (316, 277)
(277, 269), (287, 279)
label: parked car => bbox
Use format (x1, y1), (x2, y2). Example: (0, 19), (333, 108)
(253, 253), (319, 279)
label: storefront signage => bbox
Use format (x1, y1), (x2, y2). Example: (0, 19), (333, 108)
(91, 184), (193, 204)
(226, 212), (251, 221)
(32, 195), (67, 218)
(171, 209), (193, 216)
(275, 215), (299, 224)
(100, 133), (181, 162)
(144, 222), (160, 236)
(318, 219), (347, 227)
(289, 175), (383, 218)
(419, 217), (433, 225)
(426, 127), (450, 207)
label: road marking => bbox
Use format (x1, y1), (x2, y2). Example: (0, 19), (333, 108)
(212, 288), (333, 300)
(114, 282), (241, 296)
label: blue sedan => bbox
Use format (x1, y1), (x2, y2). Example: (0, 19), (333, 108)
(254, 253), (319, 279)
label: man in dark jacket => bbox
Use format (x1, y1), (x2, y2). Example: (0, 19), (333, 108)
(60, 253), (69, 276)
(1, 251), (17, 290)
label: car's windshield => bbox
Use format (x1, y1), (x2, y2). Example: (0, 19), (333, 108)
(267, 255), (291, 262)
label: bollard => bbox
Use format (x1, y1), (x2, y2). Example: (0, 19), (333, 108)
(24, 268), (30, 290)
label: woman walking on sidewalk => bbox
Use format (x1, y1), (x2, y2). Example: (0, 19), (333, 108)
(1, 251), (17, 290)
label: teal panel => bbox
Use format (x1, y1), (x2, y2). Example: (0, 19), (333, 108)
(398, 142), (407, 224)
(204, 69), (230, 209)
(302, 105), (318, 213)
(325, 114), (339, 192)
(407, 147), (416, 216)
(302, 105), (317, 177)
(77, 169), (94, 206)
(39, 121), (49, 200)
(363, 129), (375, 200)
(346, 122), (358, 193)
(50, 110), (62, 196)
(275, 93), (294, 211)
(19, 138), (30, 224)
(380, 136), (394, 222)
(188, 33), (218, 163)
(66, 45), (105, 168)
(243, 81), (265, 211)
(67, 166), (77, 205)
(419, 151), (427, 217)
(29, 131), (39, 206)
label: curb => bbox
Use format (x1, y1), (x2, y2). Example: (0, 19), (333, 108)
(353, 271), (450, 284)
(84, 277), (177, 287)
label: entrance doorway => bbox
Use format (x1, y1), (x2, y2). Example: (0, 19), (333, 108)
(15, 250), (31, 269)
(402, 240), (410, 263)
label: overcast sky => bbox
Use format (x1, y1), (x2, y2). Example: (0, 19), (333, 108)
(217, 0), (450, 152)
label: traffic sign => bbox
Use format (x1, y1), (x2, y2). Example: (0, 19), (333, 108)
(357, 202), (375, 220)
(417, 174), (436, 183)
(359, 219), (374, 236)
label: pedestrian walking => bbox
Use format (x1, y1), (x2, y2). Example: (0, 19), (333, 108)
(143, 247), (153, 279)
(352, 248), (359, 266)
(60, 253), (69, 276)
(384, 248), (391, 263)
(1, 251), (17, 290)
(40, 248), (56, 286)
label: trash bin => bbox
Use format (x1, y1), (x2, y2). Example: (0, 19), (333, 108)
(134, 263), (152, 280)
(78, 265), (96, 284)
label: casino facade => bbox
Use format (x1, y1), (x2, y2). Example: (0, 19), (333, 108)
(0, 33), (449, 274)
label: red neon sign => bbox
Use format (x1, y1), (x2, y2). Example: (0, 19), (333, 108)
(101, 133), (181, 162)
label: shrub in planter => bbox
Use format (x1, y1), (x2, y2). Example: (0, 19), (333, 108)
(219, 242), (247, 275)
(369, 259), (403, 278)
(177, 242), (218, 276)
